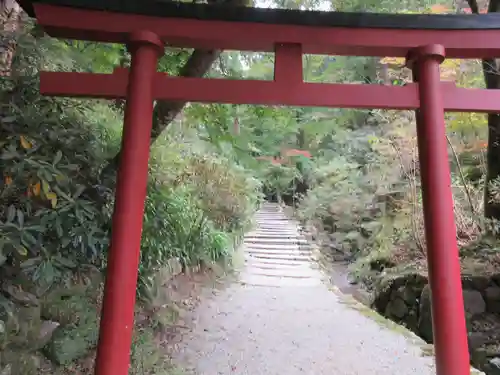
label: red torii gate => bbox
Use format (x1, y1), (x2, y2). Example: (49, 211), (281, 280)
(19, 1), (500, 374)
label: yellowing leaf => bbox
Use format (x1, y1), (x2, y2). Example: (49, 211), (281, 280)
(4, 176), (12, 185)
(20, 135), (32, 150)
(379, 56), (405, 66)
(16, 246), (28, 257)
(429, 4), (450, 14)
(42, 180), (50, 195)
(32, 182), (41, 197)
(46, 192), (58, 208)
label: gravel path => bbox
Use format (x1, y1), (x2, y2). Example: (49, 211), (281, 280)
(172, 204), (438, 375)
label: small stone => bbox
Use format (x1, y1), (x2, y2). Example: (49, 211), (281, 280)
(36, 321), (60, 349)
(488, 357), (500, 375)
(491, 357), (500, 368)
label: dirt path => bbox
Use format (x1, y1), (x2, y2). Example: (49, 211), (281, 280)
(171, 203), (440, 375)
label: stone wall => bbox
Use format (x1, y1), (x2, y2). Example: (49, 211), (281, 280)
(0, 257), (191, 374)
(372, 272), (500, 375)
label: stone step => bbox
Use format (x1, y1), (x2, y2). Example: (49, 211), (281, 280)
(238, 274), (322, 287)
(249, 231), (299, 236)
(255, 227), (298, 232)
(255, 215), (288, 219)
(245, 253), (312, 262)
(243, 257), (311, 267)
(244, 243), (311, 252)
(246, 232), (303, 238)
(244, 238), (308, 245)
(245, 250), (312, 259)
(243, 265), (319, 278)
(244, 261), (313, 270)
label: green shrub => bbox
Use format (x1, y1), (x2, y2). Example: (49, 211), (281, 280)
(139, 185), (231, 297)
(0, 73), (118, 291)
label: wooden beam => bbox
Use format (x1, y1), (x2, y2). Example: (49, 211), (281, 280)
(39, 70), (500, 112)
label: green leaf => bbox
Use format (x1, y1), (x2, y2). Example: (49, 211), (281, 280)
(53, 255), (77, 269)
(53, 150), (63, 165)
(16, 209), (24, 228)
(6, 205), (16, 223)
(21, 231), (37, 246)
(16, 246), (28, 257)
(21, 257), (42, 269)
(41, 179), (50, 195)
(73, 185), (86, 199)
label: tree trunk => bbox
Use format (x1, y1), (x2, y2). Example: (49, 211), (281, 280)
(0, 0), (21, 76)
(467, 0), (500, 221)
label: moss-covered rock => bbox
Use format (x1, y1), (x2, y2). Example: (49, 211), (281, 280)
(40, 286), (100, 365)
(41, 291), (96, 327)
(43, 319), (99, 365)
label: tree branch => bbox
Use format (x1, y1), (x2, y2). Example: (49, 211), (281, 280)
(99, 0), (251, 180)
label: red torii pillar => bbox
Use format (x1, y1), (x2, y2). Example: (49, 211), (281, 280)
(407, 45), (470, 375)
(93, 30), (163, 375)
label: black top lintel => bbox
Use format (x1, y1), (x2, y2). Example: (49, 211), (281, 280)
(18, 0), (500, 30)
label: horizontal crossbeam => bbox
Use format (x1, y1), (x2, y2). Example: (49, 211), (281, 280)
(34, 3), (500, 58)
(40, 69), (500, 112)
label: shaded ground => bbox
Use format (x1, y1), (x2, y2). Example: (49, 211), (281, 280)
(171, 203), (447, 375)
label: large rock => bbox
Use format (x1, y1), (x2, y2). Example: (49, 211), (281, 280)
(468, 331), (490, 350)
(372, 272), (427, 316)
(384, 297), (408, 319)
(462, 275), (491, 291)
(463, 289), (486, 315)
(418, 285), (433, 342)
(41, 292), (99, 364)
(418, 285), (486, 343)
(43, 319), (98, 365)
(41, 293), (96, 326)
(485, 286), (500, 313)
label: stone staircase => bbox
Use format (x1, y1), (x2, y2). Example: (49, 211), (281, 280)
(239, 203), (323, 287)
